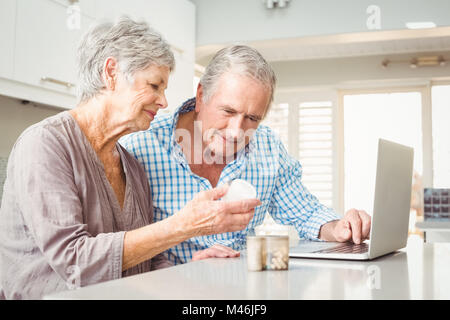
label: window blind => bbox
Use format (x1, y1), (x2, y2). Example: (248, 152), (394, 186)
(298, 101), (334, 207)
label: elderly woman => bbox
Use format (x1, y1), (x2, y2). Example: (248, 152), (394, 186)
(0, 16), (260, 299)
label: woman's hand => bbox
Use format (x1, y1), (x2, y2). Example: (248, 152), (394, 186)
(179, 184), (261, 237)
(191, 244), (240, 261)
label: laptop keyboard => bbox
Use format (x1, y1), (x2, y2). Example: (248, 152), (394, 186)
(314, 242), (369, 254)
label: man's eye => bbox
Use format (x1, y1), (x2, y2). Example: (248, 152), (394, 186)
(150, 84), (158, 90)
(224, 109), (234, 114)
(247, 116), (259, 122)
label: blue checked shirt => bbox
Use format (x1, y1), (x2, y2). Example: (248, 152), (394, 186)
(120, 98), (340, 264)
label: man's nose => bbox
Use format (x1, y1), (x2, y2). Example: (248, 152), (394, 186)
(226, 116), (245, 140)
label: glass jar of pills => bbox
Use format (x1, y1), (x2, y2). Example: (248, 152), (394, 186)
(246, 236), (264, 271)
(263, 235), (289, 271)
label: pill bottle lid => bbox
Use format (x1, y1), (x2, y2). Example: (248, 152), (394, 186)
(246, 235), (265, 242)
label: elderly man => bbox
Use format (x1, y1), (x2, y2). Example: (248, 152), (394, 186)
(120, 45), (371, 265)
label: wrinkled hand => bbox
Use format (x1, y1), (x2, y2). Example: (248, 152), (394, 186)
(333, 209), (371, 244)
(191, 244), (240, 261)
(180, 184), (261, 237)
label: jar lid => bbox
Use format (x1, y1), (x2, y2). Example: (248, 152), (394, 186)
(263, 235), (289, 241)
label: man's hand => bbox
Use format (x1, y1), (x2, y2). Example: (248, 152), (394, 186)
(319, 209), (371, 244)
(191, 244), (240, 261)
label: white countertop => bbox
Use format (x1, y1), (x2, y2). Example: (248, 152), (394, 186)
(416, 220), (450, 230)
(44, 237), (450, 300)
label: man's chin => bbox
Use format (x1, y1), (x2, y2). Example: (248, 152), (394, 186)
(205, 144), (241, 162)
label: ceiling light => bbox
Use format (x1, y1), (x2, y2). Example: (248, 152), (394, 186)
(263, 0), (291, 9)
(410, 58), (418, 68)
(405, 22), (436, 29)
(417, 56), (442, 67)
(382, 56), (447, 69)
(278, 0), (289, 7)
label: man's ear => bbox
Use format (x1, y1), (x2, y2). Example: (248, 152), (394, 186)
(103, 57), (118, 91)
(195, 83), (203, 113)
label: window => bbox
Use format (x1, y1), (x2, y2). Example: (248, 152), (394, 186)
(342, 91), (423, 215)
(262, 84), (449, 240)
(431, 85), (450, 188)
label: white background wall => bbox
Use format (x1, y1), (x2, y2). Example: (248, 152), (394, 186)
(192, 0), (450, 45)
(271, 52), (450, 89)
(0, 96), (61, 202)
(0, 96), (60, 157)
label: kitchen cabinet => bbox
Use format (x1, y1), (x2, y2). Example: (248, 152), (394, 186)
(0, 0), (17, 79)
(13, 0), (94, 101)
(0, 0), (195, 110)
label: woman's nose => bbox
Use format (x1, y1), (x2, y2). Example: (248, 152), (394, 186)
(157, 93), (168, 109)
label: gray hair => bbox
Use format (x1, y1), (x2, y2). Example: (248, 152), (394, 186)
(76, 16), (175, 103)
(199, 45), (276, 113)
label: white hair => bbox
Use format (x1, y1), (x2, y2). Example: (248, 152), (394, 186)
(199, 45), (276, 111)
(76, 16), (175, 103)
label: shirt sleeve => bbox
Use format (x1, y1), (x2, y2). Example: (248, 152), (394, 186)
(267, 140), (341, 240)
(12, 126), (125, 287)
(136, 154), (174, 271)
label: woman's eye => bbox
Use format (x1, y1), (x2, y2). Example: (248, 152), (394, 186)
(150, 83), (158, 90)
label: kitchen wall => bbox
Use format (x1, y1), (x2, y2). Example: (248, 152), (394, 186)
(0, 95), (61, 202)
(271, 52), (450, 90)
(0, 96), (61, 158)
(192, 0), (450, 46)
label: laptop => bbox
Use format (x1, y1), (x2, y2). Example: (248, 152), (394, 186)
(289, 138), (414, 260)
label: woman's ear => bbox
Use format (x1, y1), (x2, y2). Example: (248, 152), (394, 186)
(103, 57), (118, 91)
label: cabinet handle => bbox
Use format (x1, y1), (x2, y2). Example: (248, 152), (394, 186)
(41, 77), (75, 88)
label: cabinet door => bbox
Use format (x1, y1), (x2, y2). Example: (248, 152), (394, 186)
(0, 0), (16, 79)
(14, 0), (93, 96)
